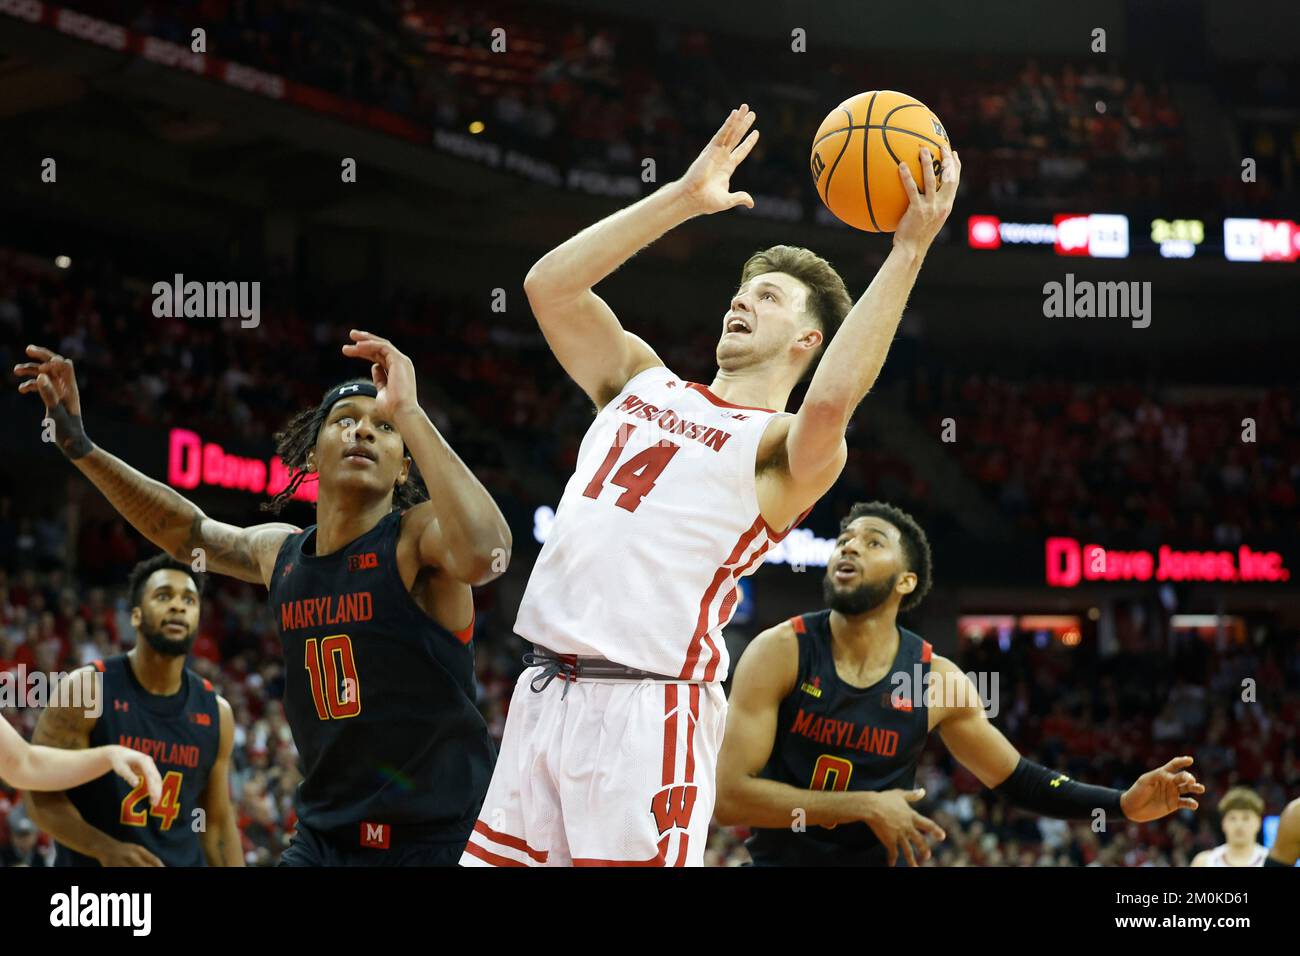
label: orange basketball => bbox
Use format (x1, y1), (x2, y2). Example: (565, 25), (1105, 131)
(810, 90), (950, 233)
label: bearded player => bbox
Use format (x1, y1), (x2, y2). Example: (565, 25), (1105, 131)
(715, 501), (1205, 866)
(16, 329), (511, 866)
(26, 554), (239, 866)
(461, 105), (959, 867)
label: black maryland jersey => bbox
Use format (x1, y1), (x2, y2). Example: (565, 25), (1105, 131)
(746, 609), (932, 866)
(55, 655), (221, 867)
(269, 509), (495, 837)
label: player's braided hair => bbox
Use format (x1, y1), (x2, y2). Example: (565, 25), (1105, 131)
(261, 377), (427, 515)
(841, 500), (934, 612)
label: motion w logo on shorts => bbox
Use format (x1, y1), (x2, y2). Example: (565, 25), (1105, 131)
(650, 785), (698, 835)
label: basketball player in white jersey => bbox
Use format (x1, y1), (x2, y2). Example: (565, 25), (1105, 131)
(461, 105), (960, 867)
(1192, 787), (1270, 867)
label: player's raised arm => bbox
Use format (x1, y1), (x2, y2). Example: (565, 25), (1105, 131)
(15, 345), (296, 587)
(523, 105), (761, 408)
(23, 669), (164, 867)
(341, 331), (511, 587)
(785, 147), (961, 481)
(714, 623), (944, 866)
(932, 655), (1204, 823)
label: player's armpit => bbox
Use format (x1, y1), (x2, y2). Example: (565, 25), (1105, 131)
(184, 517), (296, 587)
(713, 624), (799, 826)
(400, 503), (506, 588)
(931, 656), (1021, 788)
(785, 399), (853, 485)
(757, 418), (845, 533)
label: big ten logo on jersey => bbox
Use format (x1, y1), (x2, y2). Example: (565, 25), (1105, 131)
(348, 552), (378, 572)
(649, 785), (698, 836)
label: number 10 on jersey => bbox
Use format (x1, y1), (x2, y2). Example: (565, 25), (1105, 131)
(304, 634), (361, 720)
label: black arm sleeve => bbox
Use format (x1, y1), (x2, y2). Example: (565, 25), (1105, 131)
(993, 757), (1125, 820)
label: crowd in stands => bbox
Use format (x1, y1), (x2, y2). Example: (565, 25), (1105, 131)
(8, 239), (1298, 567)
(58, 0), (1298, 209)
(5, 240), (1300, 864)
(4, 548), (1295, 866)
(909, 372), (1300, 548)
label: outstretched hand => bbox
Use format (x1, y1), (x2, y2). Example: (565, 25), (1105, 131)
(1121, 755), (1205, 822)
(340, 330), (419, 420)
(676, 104), (760, 215)
(15, 345), (93, 458)
(15, 344), (83, 415)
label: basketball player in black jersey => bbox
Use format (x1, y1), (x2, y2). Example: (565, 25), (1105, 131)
(17, 331), (510, 865)
(0, 698), (161, 798)
(716, 501), (1206, 866)
(25, 554), (240, 866)
(1265, 797), (1300, 867)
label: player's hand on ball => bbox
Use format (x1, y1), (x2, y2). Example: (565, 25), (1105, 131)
(341, 330), (419, 420)
(14, 344), (83, 415)
(1120, 755), (1205, 822)
(106, 745), (163, 808)
(892, 145), (960, 258)
(860, 787), (946, 866)
(676, 104), (760, 215)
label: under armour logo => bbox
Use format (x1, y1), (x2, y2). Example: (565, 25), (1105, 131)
(731, 413), (749, 420)
(665, 381), (677, 388)
(338, 385), (362, 394)
(113, 700), (129, 712)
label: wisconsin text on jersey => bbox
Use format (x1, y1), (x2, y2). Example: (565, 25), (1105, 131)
(616, 391), (737, 452)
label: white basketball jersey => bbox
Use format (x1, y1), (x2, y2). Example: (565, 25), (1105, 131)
(1206, 843), (1267, 866)
(515, 365), (807, 681)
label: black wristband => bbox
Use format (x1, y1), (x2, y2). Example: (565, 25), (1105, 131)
(45, 405), (93, 459)
(993, 757), (1125, 821)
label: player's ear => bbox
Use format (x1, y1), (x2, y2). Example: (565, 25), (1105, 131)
(395, 455), (411, 487)
(130, 606), (142, 629)
(898, 572), (917, 596)
(305, 451), (316, 473)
